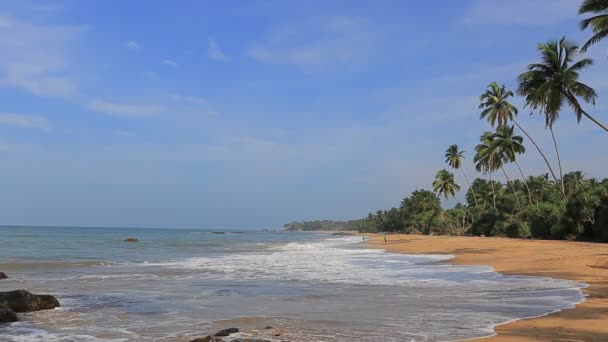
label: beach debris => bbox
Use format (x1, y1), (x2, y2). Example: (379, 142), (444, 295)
(0, 272), (7, 279)
(0, 307), (18, 323)
(124, 238), (140, 242)
(0, 290), (60, 312)
(213, 327), (239, 336)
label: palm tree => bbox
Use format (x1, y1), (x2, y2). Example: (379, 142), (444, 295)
(493, 125), (532, 205)
(479, 82), (561, 192)
(474, 132), (500, 208)
(433, 169), (461, 200)
(579, 0), (608, 52)
(518, 37), (608, 133)
(445, 144), (478, 207)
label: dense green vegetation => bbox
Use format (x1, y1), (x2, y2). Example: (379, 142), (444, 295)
(287, 2), (608, 242)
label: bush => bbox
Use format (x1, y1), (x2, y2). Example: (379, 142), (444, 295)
(502, 218), (530, 238)
(471, 208), (505, 236)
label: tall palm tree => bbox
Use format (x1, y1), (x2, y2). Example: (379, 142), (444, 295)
(445, 144), (478, 207)
(518, 37), (608, 133)
(493, 125), (533, 205)
(579, 0), (608, 52)
(474, 132), (500, 208)
(479, 82), (561, 191)
(432, 169), (461, 200)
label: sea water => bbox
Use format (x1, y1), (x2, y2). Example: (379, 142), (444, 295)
(0, 226), (585, 341)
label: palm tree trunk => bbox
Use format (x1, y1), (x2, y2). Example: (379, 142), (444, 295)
(550, 126), (566, 196)
(460, 168), (479, 207)
(566, 92), (608, 133)
(512, 118), (561, 190)
(501, 166), (522, 211)
(488, 173), (496, 208)
(514, 160), (533, 205)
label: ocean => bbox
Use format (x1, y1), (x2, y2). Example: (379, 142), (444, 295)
(0, 226), (585, 342)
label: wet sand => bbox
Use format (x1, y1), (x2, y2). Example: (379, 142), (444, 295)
(366, 234), (608, 341)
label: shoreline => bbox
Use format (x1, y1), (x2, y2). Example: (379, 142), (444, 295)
(366, 233), (608, 341)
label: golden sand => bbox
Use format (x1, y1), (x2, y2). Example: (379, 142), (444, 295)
(366, 234), (608, 341)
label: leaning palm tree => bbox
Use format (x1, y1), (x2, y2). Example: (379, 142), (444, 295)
(518, 37), (607, 197)
(479, 82), (561, 191)
(579, 0), (608, 52)
(493, 125), (533, 205)
(445, 144), (478, 207)
(433, 169), (461, 200)
(518, 37), (608, 133)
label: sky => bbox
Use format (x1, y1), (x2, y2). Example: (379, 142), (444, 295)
(1, 0), (607, 229)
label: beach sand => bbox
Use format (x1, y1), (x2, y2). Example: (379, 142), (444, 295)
(367, 234), (608, 341)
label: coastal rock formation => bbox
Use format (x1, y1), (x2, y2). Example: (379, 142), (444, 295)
(213, 327), (239, 336)
(124, 238), (139, 242)
(0, 272), (7, 279)
(0, 290), (60, 312)
(0, 308), (18, 323)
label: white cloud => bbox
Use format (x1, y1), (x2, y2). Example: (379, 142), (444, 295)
(248, 16), (380, 66)
(163, 59), (178, 67)
(207, 37), (231, 62)
(0, 15), (84, 98)
(125, 41), (140, 50)
(88, 100), (163, 117)
(463, 0), (578, 27)
(0, 113), (50, 130)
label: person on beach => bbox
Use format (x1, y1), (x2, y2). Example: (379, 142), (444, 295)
(384, 233), (387, 245)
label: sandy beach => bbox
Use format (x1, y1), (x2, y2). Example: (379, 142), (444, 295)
(367, 234), (608, 341)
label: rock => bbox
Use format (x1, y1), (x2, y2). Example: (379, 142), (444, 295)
(124, 238), (139, 242)
(211, 232), (226, 235)
(0, 272), (7, 279)
(231, 339), (271, 342)
(213, 328), (239, 336)
(264, 326), (273, 330)
(189, 337), (211, 342)
(0, 308), (18, 323)
(0, 290), (60, 312)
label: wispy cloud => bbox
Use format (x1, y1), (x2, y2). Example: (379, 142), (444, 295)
(463, 0), (578, 27)
(163, 59), (178, 67)
(207, 37), (231, 62)
(0, 14), (85, 98)
(170, 94), (207, 105)
(0, 113), (50, 130)
(125, 41), (140, 50)
(88, 100), (163, 117)
(248, 16), (381, 66)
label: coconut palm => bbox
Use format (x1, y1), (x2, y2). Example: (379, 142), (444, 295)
(493, 125), (533, 205)
(445, 144), (478, 207)
(479, 82), (561, 191)
(518, 37), (607, 197)
(432, 169), (461, 200)
(518, 37), (607, 132)
(579, 0), (608, 52)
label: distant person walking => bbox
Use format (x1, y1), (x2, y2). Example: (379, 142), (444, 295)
(384, 233), (387, 245)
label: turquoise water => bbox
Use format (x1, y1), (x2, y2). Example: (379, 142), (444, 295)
(0, 226), (586, 342)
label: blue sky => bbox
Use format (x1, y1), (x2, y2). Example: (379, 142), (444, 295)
(1, 0), (607, 229)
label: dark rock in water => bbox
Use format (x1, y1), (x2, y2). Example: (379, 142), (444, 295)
(124, 238), (139, 242)
(189, 337), (211, 342)
(211, 232), (226, 234)
(231, 339), (271, 342)
(213, 327), (239, 336)
(0, 272), (7, 279)
(0, 290), (60, 312)
(0, 308), (18, 323)
(264, 326), (273, 330)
